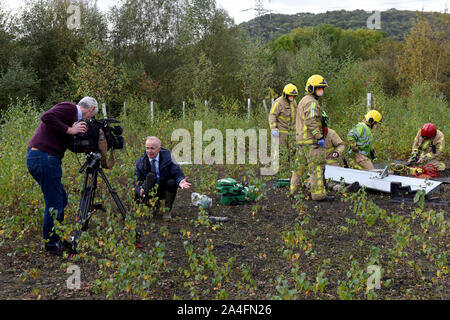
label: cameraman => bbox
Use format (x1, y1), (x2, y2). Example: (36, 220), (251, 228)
(26, 97), (98, 255)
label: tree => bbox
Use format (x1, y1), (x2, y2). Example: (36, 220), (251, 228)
(288, 36), (339, 93)
(0, 1), (14, 73)
(175, 51), (214, 105)
(0, 60), (40, 111)
(70, 41), (125, 108)
(395, 13), (450, 95)
(176, 0), (244, 103)
(238, 38), (274, 102)
(16, 0), (107, 103)
(109, 0), (180, 62)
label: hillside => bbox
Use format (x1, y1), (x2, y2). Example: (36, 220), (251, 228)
(239, 9), (443, 41)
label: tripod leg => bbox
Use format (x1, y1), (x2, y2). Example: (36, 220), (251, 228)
(98, 167), (127, 219)
(73, 168), (97, 244)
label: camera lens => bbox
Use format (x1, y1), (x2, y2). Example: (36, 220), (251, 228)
(113, 136), (124, 149)
(112, 126), (123, 135)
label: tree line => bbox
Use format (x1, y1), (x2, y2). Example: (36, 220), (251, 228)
(240, 9), (442, 41)
(0, 0), (448, 117)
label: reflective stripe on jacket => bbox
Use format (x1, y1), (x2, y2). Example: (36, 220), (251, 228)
(325, 128), (345, 164)
(412, 129), (445, 161)
(347, 122), (373, 156)
(295, 94), (324, 145)
(268, 96), (296, 133)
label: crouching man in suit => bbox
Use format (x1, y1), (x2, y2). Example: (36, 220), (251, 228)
(134, 136), (191, 221)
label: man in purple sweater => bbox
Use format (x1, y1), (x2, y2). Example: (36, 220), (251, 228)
(27, 97), (98, 255)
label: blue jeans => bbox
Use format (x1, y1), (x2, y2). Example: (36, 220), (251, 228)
(26, 148), (67, 252)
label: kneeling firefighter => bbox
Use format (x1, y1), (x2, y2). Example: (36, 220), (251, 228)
(346, 110), (382, 171)
(407, 123), (446, 171)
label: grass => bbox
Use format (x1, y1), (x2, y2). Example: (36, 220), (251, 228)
(0, 87), (448, 299)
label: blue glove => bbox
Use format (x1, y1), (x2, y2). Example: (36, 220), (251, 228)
(317, 139), (325, 147)
(271, 129), (279, 137)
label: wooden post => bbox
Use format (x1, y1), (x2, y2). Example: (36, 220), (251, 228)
(102, 103), (107, 118)
(123, 101), (126, 117)
(262, 99), (268, 114)
(150, 101), (154, 124)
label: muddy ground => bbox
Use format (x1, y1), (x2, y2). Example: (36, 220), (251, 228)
(0, 166), (449, 300)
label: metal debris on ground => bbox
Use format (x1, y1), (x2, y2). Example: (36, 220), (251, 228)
(324, 165), (442, 195)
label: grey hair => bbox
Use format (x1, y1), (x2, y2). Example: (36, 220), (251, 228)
(145, 136), (162, 147)
(78, 97), (98, 114)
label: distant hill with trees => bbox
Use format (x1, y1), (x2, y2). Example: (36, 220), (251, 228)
(239, 9), (444, 41)
(0, 1), (447, 114)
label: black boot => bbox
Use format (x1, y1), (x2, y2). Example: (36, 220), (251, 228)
(317, 195), (335, 202)
(163, 191), (177, 221)
(345, 181), (360, 193)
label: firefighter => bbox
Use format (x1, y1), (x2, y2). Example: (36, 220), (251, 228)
(346, 110), (382, 171)
(290, 74), (333, 201)
(407, 123), (446, 171)
(324, 127), (361, 193)
(269, 83), (298, 148)
(324, 128), (346, 167)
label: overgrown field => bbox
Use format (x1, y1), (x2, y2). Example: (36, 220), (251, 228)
(0, 92), (449, 300)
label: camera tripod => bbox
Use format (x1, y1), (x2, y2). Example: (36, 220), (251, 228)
(72, 152), (127, 247)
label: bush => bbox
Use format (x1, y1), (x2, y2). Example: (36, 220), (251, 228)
(0, 61), (40, 112)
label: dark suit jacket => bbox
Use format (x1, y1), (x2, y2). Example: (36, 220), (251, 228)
(134, 148), (185, 195)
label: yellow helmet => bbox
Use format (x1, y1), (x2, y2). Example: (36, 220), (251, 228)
(282, 83), (298, 97)
(305, 74), (328, 94)
(365, 110), (382, 125)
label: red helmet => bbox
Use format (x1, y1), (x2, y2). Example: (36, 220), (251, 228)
(421, 123), (437, 139)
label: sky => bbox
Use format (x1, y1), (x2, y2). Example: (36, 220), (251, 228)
(2, 0), (448, 24)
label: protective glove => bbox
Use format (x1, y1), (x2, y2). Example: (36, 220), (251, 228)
(317, 139), (325, 148)
(271, 129), (279, 137)
(351, 145), (359, 153)
(406, 154), (418, 166)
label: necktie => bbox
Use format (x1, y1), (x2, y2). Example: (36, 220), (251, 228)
(151, 159), (157, 174)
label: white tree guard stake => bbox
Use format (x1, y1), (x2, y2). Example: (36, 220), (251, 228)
(150, 101), (154, 124)
(182, 101), (185, 119)
(123, 101), (126, 117)
(262, 99), (268, 113)
(367, 93), (372, 111)
(248, 98), (251, 120)
(102, 103), (107, 118)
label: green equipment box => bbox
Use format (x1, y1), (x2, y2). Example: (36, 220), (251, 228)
(216, 178), (258, 205)
(276, 178), (290, 187)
